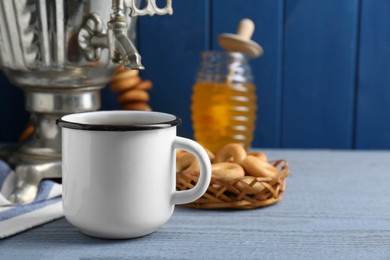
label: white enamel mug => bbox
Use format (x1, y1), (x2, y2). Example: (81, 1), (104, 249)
(57, 111), (211, 239)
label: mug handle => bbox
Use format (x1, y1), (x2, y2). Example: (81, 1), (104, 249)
(172, 137), (212, 205)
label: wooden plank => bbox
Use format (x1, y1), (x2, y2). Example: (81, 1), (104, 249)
(212, 0), (284, 148)
(2, 150), (390, 258)
(137, 0), (210, 139)
(282, 0), (360, 148)
(355, 0), (390, 149)
(0, 73), (28, 142)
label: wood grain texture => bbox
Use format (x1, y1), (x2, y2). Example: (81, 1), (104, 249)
(355, 0), (390, 149)
(282, 0), (360, 148)
(1, 150), (390, 259)
(137, 0), (210, 139)
(212, 0), (284, 148)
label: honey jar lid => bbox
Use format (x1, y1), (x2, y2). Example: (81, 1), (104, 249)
(218, 18), (263, 58)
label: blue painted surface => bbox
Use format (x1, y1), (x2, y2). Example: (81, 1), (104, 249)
(355, 0), (390, 149)
(0, 73), (28, 142)
(0, 0), (389, 149)
(282, 0), (359, 148)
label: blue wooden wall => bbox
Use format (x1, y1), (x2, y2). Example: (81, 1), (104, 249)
(0, 0), (389, 150)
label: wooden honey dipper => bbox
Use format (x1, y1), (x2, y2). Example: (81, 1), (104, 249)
(218, 18), (263, 58)
(111, 66), (153, 111)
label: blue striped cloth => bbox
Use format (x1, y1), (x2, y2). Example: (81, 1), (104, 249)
(0, 160), (63, 239)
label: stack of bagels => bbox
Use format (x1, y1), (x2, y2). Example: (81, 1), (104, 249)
(110, 66), (153, 111)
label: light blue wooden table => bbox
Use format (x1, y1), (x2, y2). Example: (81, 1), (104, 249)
(1, 150), (390, 259)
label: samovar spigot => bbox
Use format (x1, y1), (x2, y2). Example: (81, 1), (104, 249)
(109, 0), (144, 70)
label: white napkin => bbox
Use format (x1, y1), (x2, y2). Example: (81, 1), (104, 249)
(0, 160), (63, 239)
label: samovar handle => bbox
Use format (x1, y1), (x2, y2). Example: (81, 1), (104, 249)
(78, 0), (173, 70)
(126, 0), (173, 17)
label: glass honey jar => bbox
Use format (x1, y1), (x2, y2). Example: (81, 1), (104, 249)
(191, 51), (257, 153)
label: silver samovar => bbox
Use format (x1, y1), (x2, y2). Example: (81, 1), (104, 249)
(0, 0), (172, 204)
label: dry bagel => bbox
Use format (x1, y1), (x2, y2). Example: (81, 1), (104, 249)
(214, 143), (247, 163)
(111, 76), (141, 93)
(212, 162), (245, 180)
(176, 149), (186, 156)
(117, 89), (149, 103)
(176, 148), (214, 173)
(176, 152), (196, 172)
(247, 151), (268, 161)
(112, 68), (139, 81)
(186, 160), (200, 172)
(122, 102), (152, 111)
(134, 80), (153, 91)
(240, 155), (279, 178)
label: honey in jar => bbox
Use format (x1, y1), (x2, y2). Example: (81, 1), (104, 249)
(191, 51), (257, 153)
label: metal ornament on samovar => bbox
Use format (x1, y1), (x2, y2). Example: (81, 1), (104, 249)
(0, 0), (172, 204)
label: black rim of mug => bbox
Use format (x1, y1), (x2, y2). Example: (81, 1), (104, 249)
(56, 112), (182, 131)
